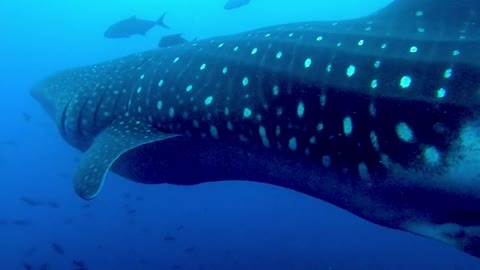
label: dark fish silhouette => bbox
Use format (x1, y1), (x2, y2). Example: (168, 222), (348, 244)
(46, 201), (60, 208)
(51, 242), (65, 255)
(158, 34), (190, 48)
(31, 0), (480, 259)
(224, 0), (251, 10)
(104, 13), (169, 38)
(22, 112), (31, 122)
(184, 247), (195, 253)
(20, 196), (43, 207)
(163, 235), (176, 242)
(12, 219), (31, 226)
(72, 259), (87, 270)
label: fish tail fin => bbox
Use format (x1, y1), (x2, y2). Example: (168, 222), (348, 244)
(156, 12), (169, 29)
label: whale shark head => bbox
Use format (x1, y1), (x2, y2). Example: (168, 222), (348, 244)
(32, 0), (480, 259)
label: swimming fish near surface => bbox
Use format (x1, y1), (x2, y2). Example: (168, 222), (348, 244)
(31, 0), (480, 259)
(224, 0), (251, 10)
(104, 13), (169, 38)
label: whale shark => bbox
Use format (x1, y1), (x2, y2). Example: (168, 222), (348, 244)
(31, 0), (480, 258)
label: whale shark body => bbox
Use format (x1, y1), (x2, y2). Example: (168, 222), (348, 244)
(31, 0), (480, 258)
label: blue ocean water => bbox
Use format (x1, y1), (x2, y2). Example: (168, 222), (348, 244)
(1, 0), (480, 269)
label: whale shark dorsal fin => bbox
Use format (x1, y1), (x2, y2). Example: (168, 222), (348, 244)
(74, 119), (180, 200)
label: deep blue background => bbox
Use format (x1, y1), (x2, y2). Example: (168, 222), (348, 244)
(1, 0), (479, 269)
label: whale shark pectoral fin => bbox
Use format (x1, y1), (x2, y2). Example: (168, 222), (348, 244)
(74, 119), (180, 200)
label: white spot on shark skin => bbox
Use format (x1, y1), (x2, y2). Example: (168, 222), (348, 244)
(259, 126), (270, 148)
(222, 67), (228, 74)
(304, 58), (312, 68)
(204, 96), (213, 106)
(227, 122), (234, 131)
(381, 43), (387, 49)
(200, 64), (206, 70)
(275, 126), (281, 136)
(358, 40), (364, 46)
(370, 131), (380, 151)
(233, 46), (239, 51)
(396, 122), (415, 143)
(210, 125), (219, 139)
(437, 88), (447, 98)
(251, 48), (258, 54)
(371, 79), (378, 89)
(410, 46), (418, 53)
(272, 85), (280, 96)
(322, 156), (331, 167)
(346, 65), (356, 77)
(316, 123), (324, 132)
(265, 33), (271, 37)
(400, 76), (412, 88)
(320, 94), (327, 107)
(173, 57), (180, 63)
(416, 10), (424, 17)
(297, 102), (305, 118)
(242, 77), (249, 86)
(137, 86), (142, 94)
(193, 120), (199, 128)
(358, 163), (371, 181)
(186, 85), (193, 92)
(218, 43), (224, 48)
(243, 108), (252, 118)
(452, 50), (460, 56)
(326, 64), (332, 73)
(343, 116), (353, 136)
(276, 51), (283, 59)
(169, 108), (175, 118)
(140, 74), (145, 80)
(288, 137), (297, 151)
(158, 80), (164, 87)
(374, 60), (381, 68)
(369, 103), (377, 117)
(444, 68), (453, 79)
(424, 146), (441, 166)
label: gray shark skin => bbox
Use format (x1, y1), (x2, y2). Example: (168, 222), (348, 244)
(31, 0), (480, 258)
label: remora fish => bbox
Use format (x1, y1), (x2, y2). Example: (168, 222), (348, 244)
(158, 34), (191, 48)
(104, 13), (169, 38)
(31, 0), (480, 258)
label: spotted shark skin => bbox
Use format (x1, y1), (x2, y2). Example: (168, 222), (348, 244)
(31, 0), (480, 258)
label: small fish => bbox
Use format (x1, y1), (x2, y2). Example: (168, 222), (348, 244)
(163, 235), (176, 242)
(21, 111), (31, 122)
(46, 201), (60, 208)
(184, 247), (195, 253)
(12, 219), (31, 226)
(20, 196), (43, 207)
(72, 259), (86, 268)
(158, 33), (189, 48)
(51, 242), (65, 255)
(224, 0), (250, 10)
(104, 13), (169, 38)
